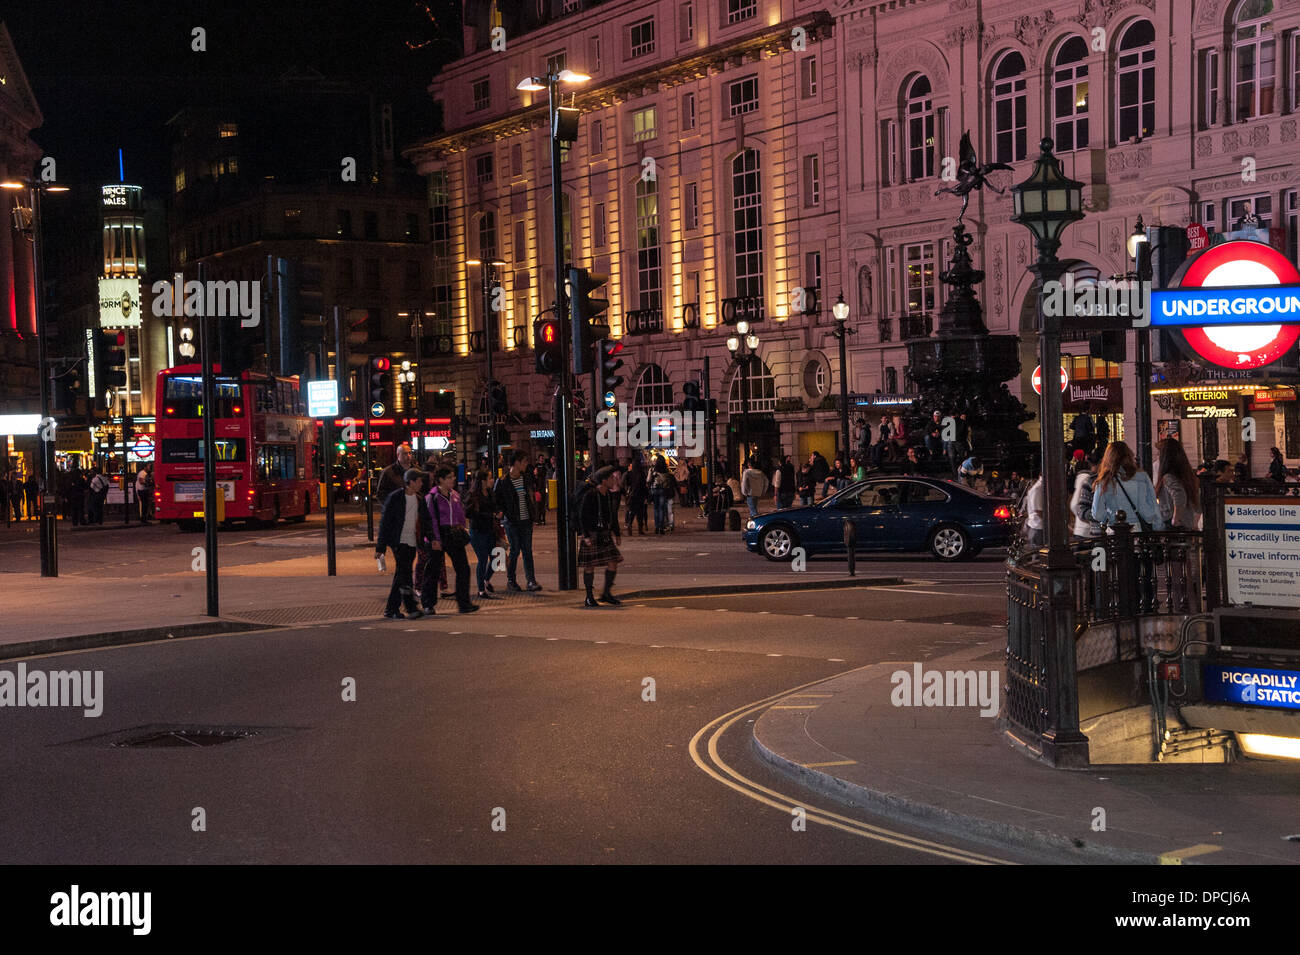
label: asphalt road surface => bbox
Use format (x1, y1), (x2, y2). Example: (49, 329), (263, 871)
(0, 583), (1042, 865)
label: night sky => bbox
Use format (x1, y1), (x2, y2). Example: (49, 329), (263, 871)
(5, 0), (462, 195)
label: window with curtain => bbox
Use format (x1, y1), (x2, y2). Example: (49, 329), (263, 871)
(1117, 20), (1156, 141)
(1233, 0), (1276, 121)
(635, 177), (662, 310)
(1053, 37), (1090, 151)
(905, 75), (935, 180)
(992, 51), (1027, 163)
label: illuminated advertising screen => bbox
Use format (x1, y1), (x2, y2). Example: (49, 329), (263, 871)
(98, 277), (143, 328)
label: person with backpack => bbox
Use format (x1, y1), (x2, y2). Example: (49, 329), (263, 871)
(574, 466), (623, 608)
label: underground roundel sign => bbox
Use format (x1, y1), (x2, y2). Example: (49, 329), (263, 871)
(1167, 240), (1300, 369)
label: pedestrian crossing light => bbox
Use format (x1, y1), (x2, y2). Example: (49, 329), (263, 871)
(534, 311), (563, 375)
(681, 380), (703, 414)
(488, 379), (509, 415)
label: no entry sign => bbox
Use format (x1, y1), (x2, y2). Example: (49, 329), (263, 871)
(1031, 365), (1068, 395)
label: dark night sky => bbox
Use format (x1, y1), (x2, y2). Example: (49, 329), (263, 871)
(5, 0), (461, 195)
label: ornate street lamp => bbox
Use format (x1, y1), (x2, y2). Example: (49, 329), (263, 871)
(832, 293), (853, 464)
(727, 321), (760, 476)
(1009, 137), (1089, 767)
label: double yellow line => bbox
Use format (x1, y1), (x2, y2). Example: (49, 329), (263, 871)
(689, 674), (1013, 865)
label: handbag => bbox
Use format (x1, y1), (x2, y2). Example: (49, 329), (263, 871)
(1118, 479), (1165, 563)
(432, 491), (470, 549)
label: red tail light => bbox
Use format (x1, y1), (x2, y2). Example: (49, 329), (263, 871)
(232, 405), (242, 415)
(165, 407), (175, 415)
(994, 506), (1012, 519)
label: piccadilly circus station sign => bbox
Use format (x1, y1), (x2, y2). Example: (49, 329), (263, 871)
(1151, 240), (1300, 370)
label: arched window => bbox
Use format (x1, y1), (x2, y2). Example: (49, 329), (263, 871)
(992, 52), (1027, 163)
(732, 150), (764, 305)
(1052, 37), (1090, 151)
(634, 364), (674, 414)
(728, 358), (776, 413)
(635, 177), (662, 310)
(905, 75), (935, 180)
(1233, 0), (1275, 121)
(1116, 20), (1156, 141)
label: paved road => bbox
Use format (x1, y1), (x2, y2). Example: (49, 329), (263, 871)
(0, 584), (1044, 865)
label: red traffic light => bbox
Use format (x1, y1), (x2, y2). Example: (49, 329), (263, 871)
(371, 357), (391, 371)
(541, 322), (557, 344)
(115, 331), (127, 346)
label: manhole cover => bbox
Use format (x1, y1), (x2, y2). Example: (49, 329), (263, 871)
(112, 728), (258, 748)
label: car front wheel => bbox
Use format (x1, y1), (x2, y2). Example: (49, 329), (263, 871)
(760, 525), (798, 562)
(928, 525), (970, 561)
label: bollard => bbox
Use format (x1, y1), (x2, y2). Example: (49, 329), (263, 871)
(844, 519), (857, 576)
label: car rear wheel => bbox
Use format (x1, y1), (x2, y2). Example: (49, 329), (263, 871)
(760, 525), (798, 561)
(929, 524), (970, 561)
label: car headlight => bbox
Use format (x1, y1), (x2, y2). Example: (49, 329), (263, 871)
(746, 520), (756, 531)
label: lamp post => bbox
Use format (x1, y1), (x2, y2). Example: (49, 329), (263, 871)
(726, 320), (760, 475)
(1128, 215), (1154, 474)
(1010, 137), (1089, 767)
(517, 67), (589, 590)
(467, 257), (507, 474)
(831, 293), (853, 463)
(3, 178), (69, 577)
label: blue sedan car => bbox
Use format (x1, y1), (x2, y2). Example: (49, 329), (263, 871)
(744, 477), (1014, 562)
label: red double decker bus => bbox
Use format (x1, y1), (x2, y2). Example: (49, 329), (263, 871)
(154, 365), (318, 529)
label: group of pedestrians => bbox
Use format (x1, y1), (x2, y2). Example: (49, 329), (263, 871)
(374, 445), (545, 620)
(1, 464), (155, 526)
(0, 470), (39, 522)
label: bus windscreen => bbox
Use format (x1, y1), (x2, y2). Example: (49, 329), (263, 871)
(162, 376), (243, 418)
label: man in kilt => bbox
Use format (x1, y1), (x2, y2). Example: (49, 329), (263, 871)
(575, 466), (623, 608)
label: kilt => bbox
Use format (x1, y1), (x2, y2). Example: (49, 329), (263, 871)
(577, 532), (623, 568)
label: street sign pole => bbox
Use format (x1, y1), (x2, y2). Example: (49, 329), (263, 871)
(325, 418), (337, 576)
(198, 261), (219, 617)
(364, 399), (374, 542)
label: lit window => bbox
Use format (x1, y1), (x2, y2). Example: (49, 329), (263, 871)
(174, 169), (186, 193)
(904, 242), (936, 315)
(1052, 37), (1090, 151)
(636, 177), (662, 311)
(633, 106), (657, 142)
(732, 149), (764, 306)
(219, 123), (238, 138)
(905, 75), (935, 180)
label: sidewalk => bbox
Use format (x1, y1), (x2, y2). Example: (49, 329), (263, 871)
(752, 637), (1300, 865)
(0, 521), (898, 658)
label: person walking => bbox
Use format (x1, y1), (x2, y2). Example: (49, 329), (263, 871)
(24, 472), (39, 522)
(375, 468), (432, 619)
(1091, 441), (1165, 531)
(1155, 438), (1202, 531)
(740, 458), (767, 519)
(464, 469), (499, 600)
(575, 465), (623, 608)
(625, 455), (648, 535)
(774, 454), (796, 510)
(649, 455), (672, 534)
(65, 468), (86, 527)
(135, 465), (154, 524)
(494, 450), (543, 592)
(425, 465), (478, 614)
(1269, 446), (1289, 484)
(87, 467), (110, 524)
(375, 444), (414, 510)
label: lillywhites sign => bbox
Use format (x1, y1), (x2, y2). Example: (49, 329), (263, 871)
(1224, 498), (1300, 607)
(1204, 665), (1300, 709)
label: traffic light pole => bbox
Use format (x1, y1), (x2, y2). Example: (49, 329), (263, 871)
(364, 399), (374, 541)
(31, 186), (57, 577)
(482, 266), (494, 476)
(703, 354), (715, 490)
(324, 419), (337, 576)
(550, 76), (576, 590)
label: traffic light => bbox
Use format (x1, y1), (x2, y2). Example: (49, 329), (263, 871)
(680, 380), (703, 414)
(50, 361), (83, 413)
(597, 338), (625, 399)
(369, 357), (391, 414)
(488, 379), (508, 415)
(1089, 330), (1126, 364)
(569, 267), (609, 375)
(94, 330), (127, 411)
(123, 416), (135, 447)
(534, 311), (563, 375)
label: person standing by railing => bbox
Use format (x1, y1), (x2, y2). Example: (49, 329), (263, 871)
(1069, 454), (1102, 540)
(1091, 441), (1164, 531)
(1155, 438), (1202, 531)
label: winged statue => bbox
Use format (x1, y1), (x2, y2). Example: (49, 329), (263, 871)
(934, 131), (1013, 224)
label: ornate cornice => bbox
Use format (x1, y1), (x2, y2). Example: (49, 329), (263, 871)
(408, 11), (836, 162)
